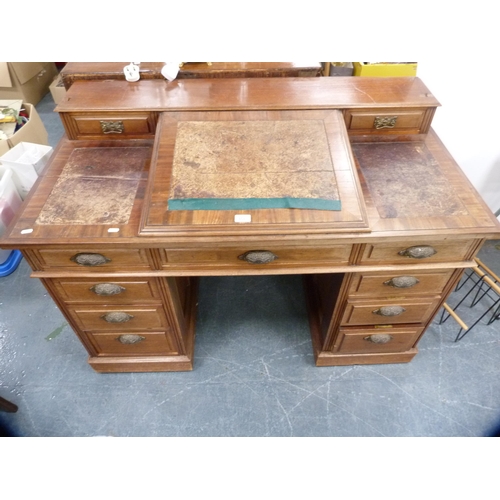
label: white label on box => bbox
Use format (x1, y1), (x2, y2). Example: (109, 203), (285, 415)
(20, 228), (33, 234)
(234, 214), (252, 223)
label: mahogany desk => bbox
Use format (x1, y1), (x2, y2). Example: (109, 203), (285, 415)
(60, 62), (322, 89)
(2, 77), (499, 373)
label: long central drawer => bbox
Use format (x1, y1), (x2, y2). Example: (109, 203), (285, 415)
(159, 244), (354, 270)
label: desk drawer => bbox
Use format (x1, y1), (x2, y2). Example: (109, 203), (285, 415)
(348, 269), (454, 297)
(341, 297), (440, 326)
(160, 244), (352, 269)
(344, 108), (427, 133)
(35, 248), (153, 271)
(336, 326), (423, 354)
(67, 305), (168, 331)
(61, 112), (157, 140)
(83, 330), (179, 357)
(359, 240), (477, 265)
(51, 277), (161, 303)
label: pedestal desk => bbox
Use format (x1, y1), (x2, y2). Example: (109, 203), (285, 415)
(2, 77), (499, 373)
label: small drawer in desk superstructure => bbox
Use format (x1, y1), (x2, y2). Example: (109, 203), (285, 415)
(343, 107), (435, 137)
(59, 112), (159, 140)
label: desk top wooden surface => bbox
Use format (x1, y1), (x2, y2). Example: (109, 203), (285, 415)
(4, 77), (500, 248)
(5, 131), (498, 247)
(56, 77), (440, 113)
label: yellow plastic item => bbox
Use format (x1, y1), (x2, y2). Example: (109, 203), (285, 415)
(353, 62), (417, 77)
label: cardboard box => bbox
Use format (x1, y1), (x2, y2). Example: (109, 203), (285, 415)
(49, 74), (66, 104)
(0, 142), (53, 199)
(0, 101), (49, 150)
(353, 62), (418, 77)
(0, 138), (9, 156)
(0, 62), (59, 105)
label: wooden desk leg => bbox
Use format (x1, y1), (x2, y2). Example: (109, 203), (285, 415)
(0, 395), (18, 413)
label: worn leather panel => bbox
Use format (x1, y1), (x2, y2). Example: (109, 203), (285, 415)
(37, 147), (149, 225)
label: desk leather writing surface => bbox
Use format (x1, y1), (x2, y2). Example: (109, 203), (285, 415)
(37, 147), (149, 225)
(352, 142), (468, 218)
(168, 119), (341, 211)
(139, 109), (368, 235)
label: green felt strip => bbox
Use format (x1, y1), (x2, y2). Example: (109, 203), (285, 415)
(168, 198), (341, 211)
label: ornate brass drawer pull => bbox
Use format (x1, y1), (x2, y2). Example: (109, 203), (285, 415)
(71, 253), (111, 266)
(101, 312), (134, 323)
(364, 334), (393, 344)
(373, 306), (406, 317)
(398, 245), (437, 259)
(100, 120), (124, 134)
(117, 334), (145, 344)
(238, 250), (278, 264)
(374, 116), (397, 129)
(384, 276), (420, 289)
(90, 283), (126, 296)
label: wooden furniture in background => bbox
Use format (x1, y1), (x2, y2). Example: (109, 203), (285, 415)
(60, 62), (322, 89)
(2, 77), (499, 372)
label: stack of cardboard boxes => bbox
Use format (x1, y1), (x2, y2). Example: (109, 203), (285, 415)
(1, 62), (57, 272)
(0, 62), (57, 155)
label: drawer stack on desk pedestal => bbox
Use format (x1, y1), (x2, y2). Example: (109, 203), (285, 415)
(308, 238), (481, 366)
(26, 247), (197, 372)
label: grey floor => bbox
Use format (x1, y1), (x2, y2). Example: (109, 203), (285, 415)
(1, 92), (500, 437)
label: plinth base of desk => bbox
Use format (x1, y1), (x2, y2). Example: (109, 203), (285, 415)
(88, 354), (194, 373)
(314, 348), (418, 367)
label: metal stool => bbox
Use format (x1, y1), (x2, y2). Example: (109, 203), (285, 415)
(439, 259), (500, 341)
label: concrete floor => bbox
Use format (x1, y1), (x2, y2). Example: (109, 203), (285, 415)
(1, 92), (500, 437)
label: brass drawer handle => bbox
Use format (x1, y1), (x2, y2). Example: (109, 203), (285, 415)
(90, 283), (126, 296)
(100, 120), (124, 134)
(373, 306), (406, 317)
(398, 245), (437, 259)
(374, 116), (397, 129)
(101, 312), (134, 323)
(238, 250), (278, 264)
(384, 276), (420, 289)
(364, 334), (393, 344)
(71, 253), (111, 266)
(117, 334), (145, 344)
